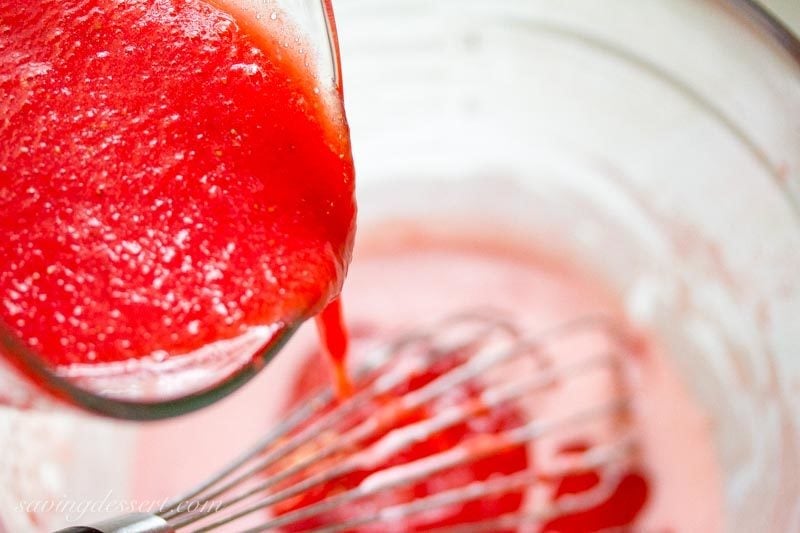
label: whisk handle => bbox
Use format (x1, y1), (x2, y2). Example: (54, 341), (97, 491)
(51, 512), (174, 533)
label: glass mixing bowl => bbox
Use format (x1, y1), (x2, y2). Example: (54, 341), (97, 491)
(3, 1), (800, 531)
(335, 1), (800, 529)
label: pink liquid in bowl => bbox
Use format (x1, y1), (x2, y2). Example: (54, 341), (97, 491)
(134, 227), (724, 531)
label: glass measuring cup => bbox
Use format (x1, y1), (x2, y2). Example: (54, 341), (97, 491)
(0, 0), (349, 420)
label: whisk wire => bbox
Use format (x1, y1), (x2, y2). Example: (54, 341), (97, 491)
(97, 312), (642, 533)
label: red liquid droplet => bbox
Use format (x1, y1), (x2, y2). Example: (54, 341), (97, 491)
(543, 441), (650, 532)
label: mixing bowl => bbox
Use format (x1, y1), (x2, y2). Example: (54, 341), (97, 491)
(2, 1), (799, 531)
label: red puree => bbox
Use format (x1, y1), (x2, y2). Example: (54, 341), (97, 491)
(315, 298), (352, 398)
(0, 1), (355, 375)
(276, 348), (529, 531)
(277, 340), (648, 532)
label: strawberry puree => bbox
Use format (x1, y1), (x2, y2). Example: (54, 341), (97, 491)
(0, 1), (355, 378)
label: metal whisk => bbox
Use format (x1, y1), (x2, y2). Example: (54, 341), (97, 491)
(57, 312), (642, 533)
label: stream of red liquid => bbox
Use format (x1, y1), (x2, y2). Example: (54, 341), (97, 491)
(315, 299), (353, 399)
